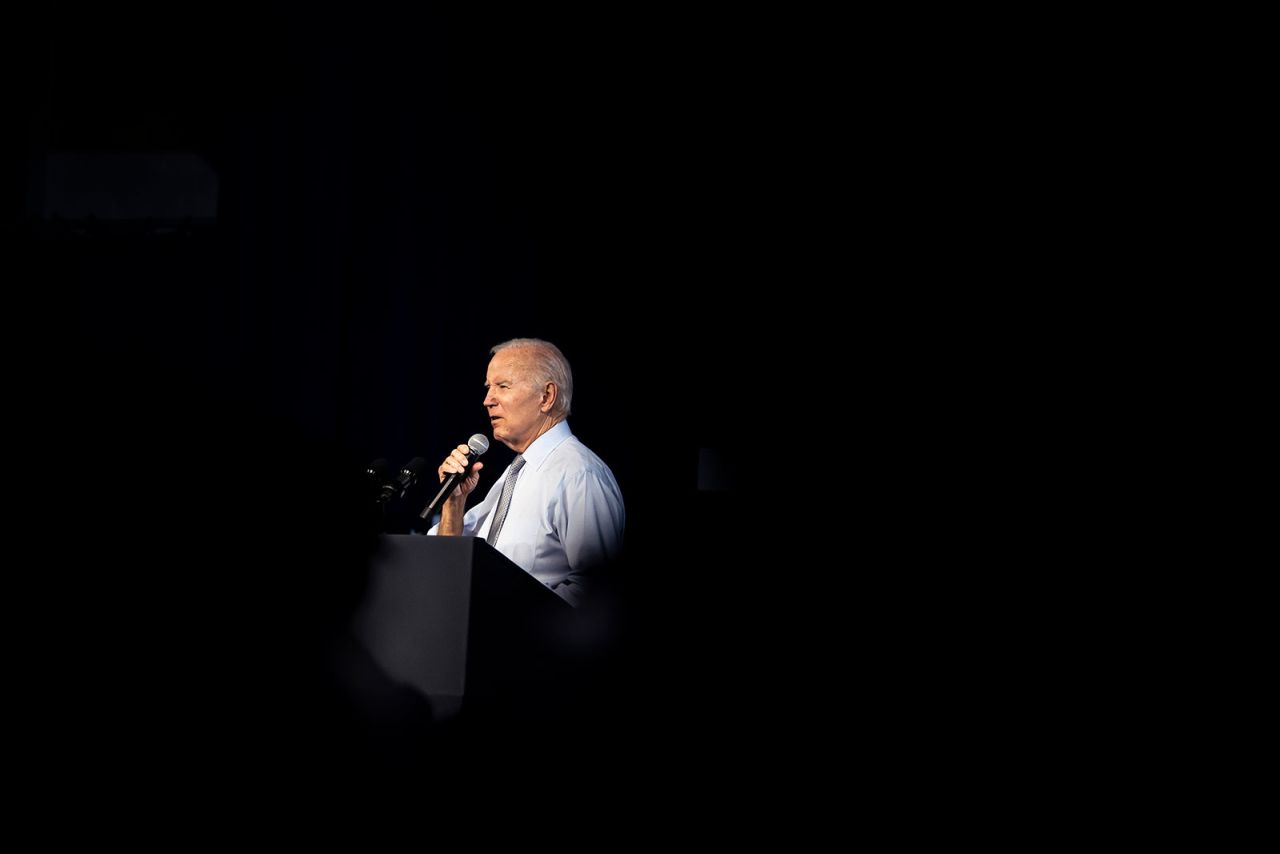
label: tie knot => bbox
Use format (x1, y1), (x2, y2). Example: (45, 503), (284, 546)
(510, 455), (526, 473)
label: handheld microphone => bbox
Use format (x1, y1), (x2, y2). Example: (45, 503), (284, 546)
(420, 434), (490, 519)
(379, 457), (428, 503)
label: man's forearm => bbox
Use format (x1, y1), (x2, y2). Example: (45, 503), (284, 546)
(437, 496), (464, 536)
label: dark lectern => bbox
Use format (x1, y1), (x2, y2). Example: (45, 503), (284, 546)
(351, 534), (569, 720)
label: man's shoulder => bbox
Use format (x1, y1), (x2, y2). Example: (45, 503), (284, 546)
(544, 435), (614, 478)
(546, 433), (597, 464)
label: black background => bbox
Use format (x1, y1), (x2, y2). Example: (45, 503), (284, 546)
(5, 2), (833, 787)
(2, 3), (1042, 819)
(6, 4), (798, 540)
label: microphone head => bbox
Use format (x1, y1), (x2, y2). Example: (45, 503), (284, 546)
(400, 456), (428, 484)
(467, 434), (490, 456)
(365, 458), (390, 480)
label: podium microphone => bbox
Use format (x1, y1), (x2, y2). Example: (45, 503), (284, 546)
(365, 457), (390, 482)
(379, 457), (429, 503)
(366, 457), (391, 501)
(420, 434), (490, 519)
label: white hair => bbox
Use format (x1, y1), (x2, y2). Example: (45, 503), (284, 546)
(490, 337), (573, 419)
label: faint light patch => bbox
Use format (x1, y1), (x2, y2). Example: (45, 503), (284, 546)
(698, 447), (739, 492)
(34, 152), (218, 221)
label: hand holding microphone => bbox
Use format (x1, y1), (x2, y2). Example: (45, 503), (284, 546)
(420, 434), (490, 519)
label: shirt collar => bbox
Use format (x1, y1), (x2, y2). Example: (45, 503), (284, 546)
(519, 419), (571, 471)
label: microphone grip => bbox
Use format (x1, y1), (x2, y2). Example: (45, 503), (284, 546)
(420, 474), (460, 520)
(419, 450), (477, 520)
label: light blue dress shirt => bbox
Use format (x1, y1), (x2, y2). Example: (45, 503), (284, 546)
(428, 420), (625, 607)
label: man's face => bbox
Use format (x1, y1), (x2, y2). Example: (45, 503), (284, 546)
(484, 348), (547, 452)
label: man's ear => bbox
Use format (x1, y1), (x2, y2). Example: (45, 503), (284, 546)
(541, 382), (557, 413)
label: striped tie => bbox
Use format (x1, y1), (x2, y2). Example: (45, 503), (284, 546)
(485, 455), (525, 546)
